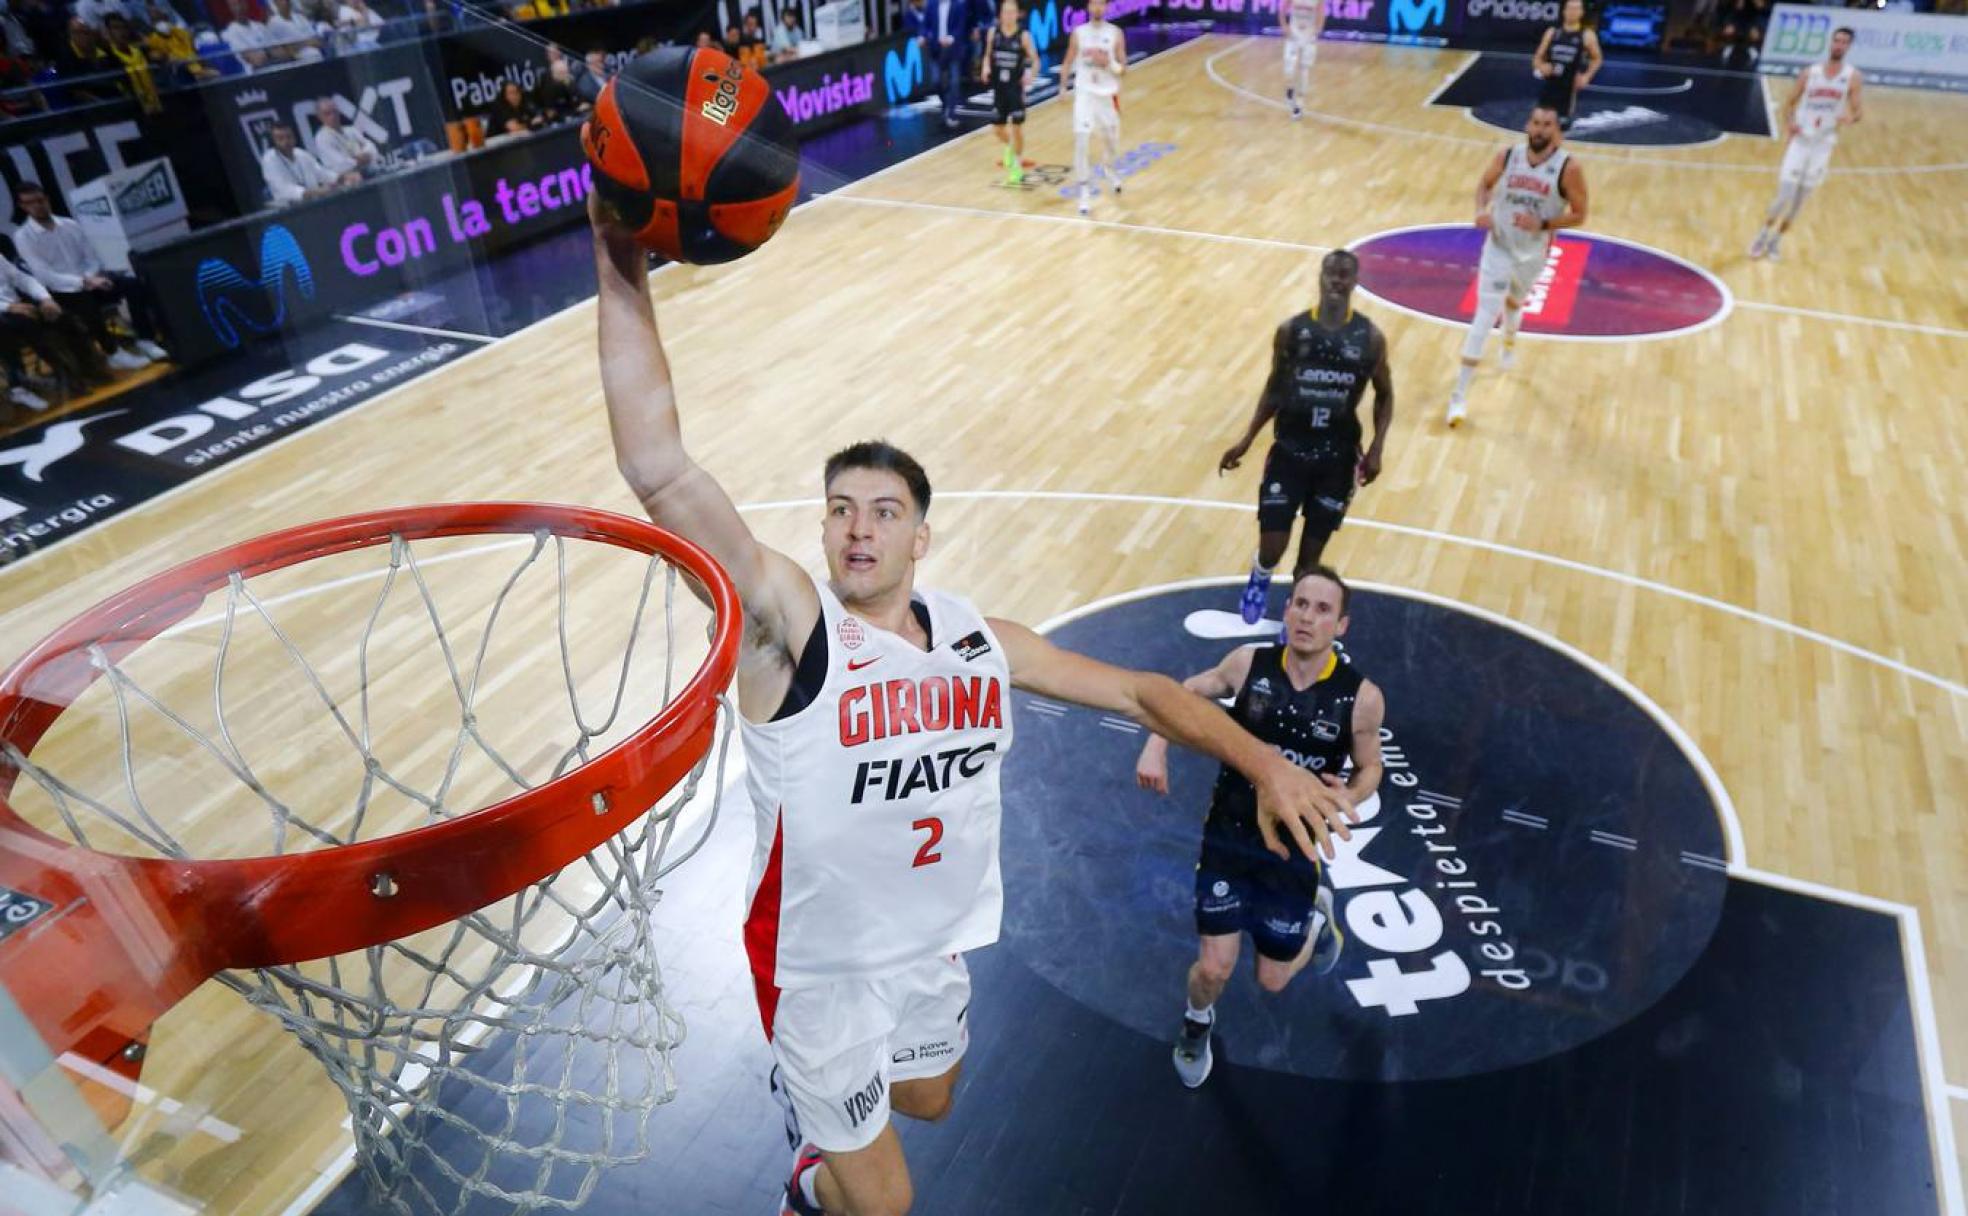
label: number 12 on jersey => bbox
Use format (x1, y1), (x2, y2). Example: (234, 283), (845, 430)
(912, 817), (944, 867)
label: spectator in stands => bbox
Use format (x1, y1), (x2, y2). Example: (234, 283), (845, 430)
(536, 44), (587, 121)
(292, 0), (337, 25)
(719, 22), (742, 58)
(221, 11), (273, 70)
(0, 42), (46, 116)
(143, 3), (215, 81)
(0, 2), (36, 58)
(334, 0), (385, 52)
(693, 30), (712, 48)
(737, 10), (767, 69)
(99, 14), (161, 112)
(13, 181), (165, 368)
(264, 0), (326, 61)
(921, 0), (967, 128)
(14, 0), (67, 63)
(55, 17), (126, 105)
(73, 0), (141, 30)
(416, 0), (454, 36)
(261, 121), (353, 203)
(1717, 0), (1768, 69)
(313, 96), (381, 176)
(769, 4), (802, 61)
(0, 255), (112, 398)
(489, 78), (543, 134)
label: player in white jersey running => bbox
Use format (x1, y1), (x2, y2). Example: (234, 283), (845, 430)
(1749, 25), (1862, 263)
(1280, 0), (1325, 119)
(1446, 104), (1589, 428)
(1060, 0), (1127, 217)
(590, 201), (1356, 1216)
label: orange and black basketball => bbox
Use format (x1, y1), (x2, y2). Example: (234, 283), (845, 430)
(581, 47), (800, 264)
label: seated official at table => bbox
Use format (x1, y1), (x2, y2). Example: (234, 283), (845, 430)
(261, 122), (359, 205)
(12, 181), (168, 368)
(488, 79), (545, 135)
(0, 256), (112, 398)
(314, 96), (381, 177)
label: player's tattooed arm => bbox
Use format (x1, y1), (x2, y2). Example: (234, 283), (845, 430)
(1136, 646), (1258, 794)
(1358, 326), (1393, 486)
(992, 620), (1354, 859)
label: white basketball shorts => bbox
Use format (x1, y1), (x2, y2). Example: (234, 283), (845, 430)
(1284, 34), (1318, 74)
(1073, 89), (1121, 137)
(1477, 235), (1550, 305)
(1779, 133), (1836, 188)
(766, 952), (971, 1153)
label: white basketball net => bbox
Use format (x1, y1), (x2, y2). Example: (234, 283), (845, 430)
(3, 526), (733, 1214)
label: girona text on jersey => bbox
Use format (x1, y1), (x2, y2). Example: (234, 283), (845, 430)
(837, 674), (1004, 746)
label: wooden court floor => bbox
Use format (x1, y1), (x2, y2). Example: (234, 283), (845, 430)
(1, 33), (1965, 1214)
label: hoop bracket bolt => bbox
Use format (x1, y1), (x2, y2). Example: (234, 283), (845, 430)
(370, 872), (398, 898)
(121, 1041), (146, 1063)
(592, 792), (609, 815)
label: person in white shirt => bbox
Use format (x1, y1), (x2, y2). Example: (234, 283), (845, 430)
(0, 255), (112, 397)
(313, 95), (380, 177)
(220, 15), (272, 70)
(12, 180), (166, 367)
(261, 122), (355, 205)
(334, 0), (385, 52)
(768, 6), (802, 61)
(263, 0), (325, 62)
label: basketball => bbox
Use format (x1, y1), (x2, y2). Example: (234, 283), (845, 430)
(581, 46), (800, 264)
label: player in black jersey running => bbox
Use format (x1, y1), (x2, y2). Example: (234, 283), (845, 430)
(980, 0), (1039, 185)
(1136, 566), (1387, 1088)
(1219, 249), (1394, 625)
(1532, 0), (1601, 132)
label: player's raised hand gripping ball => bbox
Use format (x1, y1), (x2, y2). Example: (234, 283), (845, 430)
(581, 46), (801, 264)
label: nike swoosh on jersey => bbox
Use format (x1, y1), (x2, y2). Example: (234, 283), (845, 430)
(847, 656), (883, 671)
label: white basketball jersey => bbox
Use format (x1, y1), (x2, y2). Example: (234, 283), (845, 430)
(1795, 62), (1852, 141)
(1487, 142), (1570, 260)
(1287, 0), (1322, 39)
(1074, 21), (1122, 96)
(741, 577), (1013, 992)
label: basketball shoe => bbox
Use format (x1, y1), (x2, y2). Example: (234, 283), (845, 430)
(1172, 1011), (1214, 1088)
(779, 1143), (826, 1216)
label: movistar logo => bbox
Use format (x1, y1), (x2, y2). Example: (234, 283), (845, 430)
(1027, 0), (1061, 50)
(883, 36), (924, 104)
(1388, 0), (1445, 33)
(195, 225), (314, 349)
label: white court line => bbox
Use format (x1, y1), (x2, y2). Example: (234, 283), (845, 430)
(1952, 1084), (1968, 1103)
(1418, 51), (1479, 108)
(57, 1051), (243, 1144)
(1022, 568), (1963, 1216)
(829, 192), (1968, 343)
(333, 315), (498, 344)
(1203, 36), (1968, 176)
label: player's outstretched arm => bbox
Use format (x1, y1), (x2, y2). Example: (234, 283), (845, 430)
(991, 619), (1355, 859)
(591, 203), (817, 652)
(1135, 646), (1256, 794)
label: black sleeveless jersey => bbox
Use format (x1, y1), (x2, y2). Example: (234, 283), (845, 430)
(1544, 26), (1586, 86)
(988, 25), (1029, 86)
(1270, 310), (1379, 462)
(1205, 645), (1363, 849)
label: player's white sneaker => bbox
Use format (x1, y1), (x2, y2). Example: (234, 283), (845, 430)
(135, 339), (168, 362)
(107, 349), (148, 372)
(1748, 230), (1769, 260)
(1172, 1013), (1214, 1088)
(1763, 239), (1781, 263)
(9, 385), (48, 410)
(1446, 394), (1468, 428)
(1077, 190), (1090, 217)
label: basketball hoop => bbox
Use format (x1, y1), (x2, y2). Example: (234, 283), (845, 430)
(0, 503), (741, 1213)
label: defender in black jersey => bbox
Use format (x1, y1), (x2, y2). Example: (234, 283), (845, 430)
(1136, 567), (1387, 1088)
(1532, 0), (1601, 130)
(1219, 249), (1395, 625)
(981, 0), (1039, 185)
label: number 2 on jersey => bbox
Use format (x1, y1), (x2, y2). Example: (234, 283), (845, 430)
(911, 817), (944, 867)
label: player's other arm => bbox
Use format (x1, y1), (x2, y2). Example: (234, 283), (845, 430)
(1546, 158), (1588, 232)
(1135, 647), (1257, 794)
(1060, 27), (1077, 89)
(1531, 28), (1555, 77)
(1344, 679), (1387, 804)
(1579, 30), (1603, 86)
(1842, 69), (1864, 125)
(1358, 327), (1393, 486)
(990, 620), (1356, 860)
(978, 28), (992, 81)
(1022, 32), (1039, 86)
(1220, 321), (1289, 473)
(1472, 149), (1506, 228)
(1781, 72), (1805, 136)
(1112, 27), (1126, 74)
(591, 204), (816, 649)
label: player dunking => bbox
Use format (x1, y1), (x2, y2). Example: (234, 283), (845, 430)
(1447, 105), (1589, 428)
(1221, 249), (1393, 626)
(589, 204), (1354, 1216)
(1531, 0), (1601, 132)
(1060, 0), (1127, 217)
(1137, 565), (1386, 1088)
(981, 0), (1038, 186)
(1750, 25), (1861, 263)
(1280, 0), (1325, 120)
